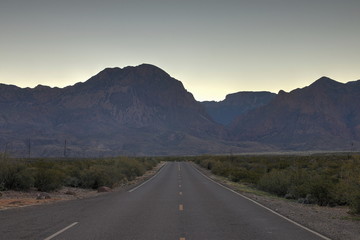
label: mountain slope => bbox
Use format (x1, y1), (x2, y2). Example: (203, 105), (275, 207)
(0, 64), (234, 157)
(229, 77), (360, 150)
(202, 91), (276, 125)
(2, 68), (359, 155)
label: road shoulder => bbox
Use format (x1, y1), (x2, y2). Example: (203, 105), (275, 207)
(0, 161), (166, 211)
(192, 162), (360, 240)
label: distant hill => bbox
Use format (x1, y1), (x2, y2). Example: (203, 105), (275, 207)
(229, 77), (360, 151)
(202, 91), (276, 125)
(0, 64), (246, 157)
(1, 65), (359, 156)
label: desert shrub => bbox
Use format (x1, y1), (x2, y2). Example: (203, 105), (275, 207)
(350, 191), (360, 214)
(228, 167), (261, 184)
(0, 156), (159, 192)
(139, 157), (158, 170)
(0, 160), (9, 190)
(35, 168), (64, 192)
(336, 159), (360, 214)
(257, 169), (292, 196)
(117, 158), (146, 180)
(211, 161), (230, 177)
(64, 176), (80, 188)
(192, 154), (360, 210)
(11, 168), (35, 190)
(228, 168), (248, 182)
(0, 161), (35, 190)
(78, 165), (122, 189)
(306, 175), (335, 206)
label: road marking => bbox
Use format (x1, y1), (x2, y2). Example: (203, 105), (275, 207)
(128, 163), (167, 192)
(180, 238), (186, 240)
(179, 191), (183, 195)
(43, 222), (78, 240)
(179, 204), (184, 211)
(192, 165), (332, 240)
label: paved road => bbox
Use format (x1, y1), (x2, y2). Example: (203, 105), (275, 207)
(0, 162), (330, 240)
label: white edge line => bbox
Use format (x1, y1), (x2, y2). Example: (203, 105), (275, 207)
(128, 162), (168, 193)
(192, 165), (332, 240)
(43, 222), (78, 240)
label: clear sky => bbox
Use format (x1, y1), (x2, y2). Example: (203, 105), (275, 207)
(1, 0), (359, 101)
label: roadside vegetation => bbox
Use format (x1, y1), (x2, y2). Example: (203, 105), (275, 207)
(1, 153), (359, 214)
(185, 154), (360, 214)
(0, 156), (159, 192)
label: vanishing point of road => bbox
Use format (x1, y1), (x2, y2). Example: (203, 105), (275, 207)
(0, 162), (330, 240)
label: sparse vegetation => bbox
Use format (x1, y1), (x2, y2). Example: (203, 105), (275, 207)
(0, 156), (159, 191)
(189, 154), (360, 214)
(1, 153), (359, 214)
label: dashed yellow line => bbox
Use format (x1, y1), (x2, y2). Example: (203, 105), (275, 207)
(179, 204), (184, 211)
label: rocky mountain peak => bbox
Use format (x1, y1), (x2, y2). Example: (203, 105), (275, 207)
(309, 76), (343, 89)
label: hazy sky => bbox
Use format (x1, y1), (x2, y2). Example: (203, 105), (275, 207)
(1, 0), (359, 101)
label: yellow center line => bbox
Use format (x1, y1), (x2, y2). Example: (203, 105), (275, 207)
(179, 204), (184, 211)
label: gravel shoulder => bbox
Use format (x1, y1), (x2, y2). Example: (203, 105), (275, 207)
(0, 162), (166, 211)
(193, 163), (360, 240)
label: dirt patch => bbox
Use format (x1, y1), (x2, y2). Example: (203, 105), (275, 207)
(193, 163), (360, 240)
(0, 162), (166, 211)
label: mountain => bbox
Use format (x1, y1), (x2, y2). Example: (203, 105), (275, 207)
(0, 64), (242, 157)
(229, 77), (360, 151)
(2, 67), (359, 156)
(202, 91), (276, 125)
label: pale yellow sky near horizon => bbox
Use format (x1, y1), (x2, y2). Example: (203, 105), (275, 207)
(1, 0), (359, 101)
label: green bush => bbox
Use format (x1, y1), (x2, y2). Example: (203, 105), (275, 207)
(258, 169), (292, 196)
(35, 168), (64, 192)
(0, 161), (35, 190)
(349, 189), (360, 214)
(0, 157), (159, 192)
(193, 154), (360, 211)
(79, 166), (116, 189)
(306, 175), (335, 206)
(12, 168), (35, 190)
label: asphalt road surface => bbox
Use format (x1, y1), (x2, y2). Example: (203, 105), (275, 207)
(0, 162), (330, 240)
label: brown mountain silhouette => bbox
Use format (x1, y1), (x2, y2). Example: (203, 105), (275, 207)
(0, 64), (236, 157)
(1, 68), (359, 156)
(229, 77), (360, 151)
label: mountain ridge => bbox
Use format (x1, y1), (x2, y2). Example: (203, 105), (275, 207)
(1, 65), (359, 156)
(0, 64), (236, 157)
(229, 76), (360, 151)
